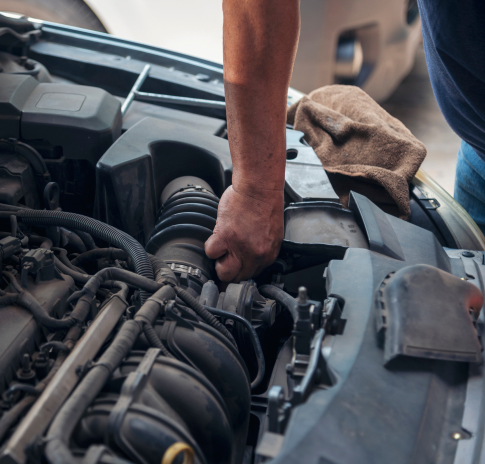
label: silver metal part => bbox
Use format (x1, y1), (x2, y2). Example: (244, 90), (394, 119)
(134, 90), (226, 109)
(121, 64), (151, 116)
(169, 262), (208, 283)
(0, 295), (129, 464)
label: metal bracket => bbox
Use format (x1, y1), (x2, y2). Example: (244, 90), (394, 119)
(268, 329), (333, 437)
(121, 64), (226, 117)
(419, 197), (441, 210)
(268, 386), (292, 434)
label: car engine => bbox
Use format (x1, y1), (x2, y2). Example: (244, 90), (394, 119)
(0, 14), (484, 464)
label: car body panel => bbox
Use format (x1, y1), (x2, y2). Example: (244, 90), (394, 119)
(82, 0), (421, 100)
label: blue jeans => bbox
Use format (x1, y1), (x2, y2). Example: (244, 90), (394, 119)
(454, 140), (485, 234)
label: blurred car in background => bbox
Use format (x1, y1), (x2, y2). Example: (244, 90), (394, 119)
(1, 0), (421, 101)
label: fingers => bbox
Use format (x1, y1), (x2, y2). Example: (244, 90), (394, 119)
(215, 252), (242, 282)
(205, 233), (228, 260)
(233, 256), (269, 283)
(206, 234), (241, 282)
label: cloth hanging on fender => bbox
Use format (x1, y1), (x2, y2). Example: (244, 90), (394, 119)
(287, 85), (427, 219)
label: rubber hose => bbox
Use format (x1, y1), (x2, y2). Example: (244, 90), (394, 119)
(82, 267), (161, 298)
(0, 292), (74, 329)
(60, 228), (86, 253)
(0, 203), (22, 212)
(54, 256), (91, 285)
(174, 286), (237, 347)
(52, 248), (85, 273)
(73, 230), (97, 251)
(148, 254), (178, 286)
(10, 214), (17, 238)
(2, 272), (76, 329)
(204, 305), (265, 391)
(71, 248), (128, 267)
(3, 384), (39, 400)
(16, 209), (154, 302)
(259, 285), (299, 321)
(68, 267), (162, 324)
(45, 285), (175, 464)
(143, 322), (173, 358)
(29, 234), (53, 250)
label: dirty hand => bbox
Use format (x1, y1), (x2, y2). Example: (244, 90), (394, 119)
(204, 185), (284, 282)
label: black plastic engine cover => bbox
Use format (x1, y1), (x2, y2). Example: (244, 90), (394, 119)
(270, 193), (480, 464)
(0, 74), (121, 165)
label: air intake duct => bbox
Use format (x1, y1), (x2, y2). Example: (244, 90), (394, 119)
(146, 176), (218, 293)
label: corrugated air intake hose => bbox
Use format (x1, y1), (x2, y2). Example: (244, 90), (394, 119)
(15, 209), (154, 302)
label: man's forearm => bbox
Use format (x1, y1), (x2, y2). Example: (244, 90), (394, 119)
(205, 0), (300, 282)
(223, 0), (300, 194)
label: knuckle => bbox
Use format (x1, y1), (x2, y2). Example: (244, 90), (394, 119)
(253, 245), (269, 261)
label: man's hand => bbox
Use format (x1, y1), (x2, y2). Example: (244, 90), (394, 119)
(205, 185), (284, 282)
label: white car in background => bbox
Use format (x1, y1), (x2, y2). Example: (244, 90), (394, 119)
(2, 0), (421, 101)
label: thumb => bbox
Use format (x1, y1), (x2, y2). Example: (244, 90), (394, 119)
(205, 233), (228, 260)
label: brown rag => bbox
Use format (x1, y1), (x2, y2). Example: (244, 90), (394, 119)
(287, 85), (427, 219)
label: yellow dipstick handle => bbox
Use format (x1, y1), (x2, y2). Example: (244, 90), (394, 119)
(161, 442), (195, 464)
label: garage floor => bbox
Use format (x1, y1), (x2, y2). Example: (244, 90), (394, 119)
(382, 46), (461, 195)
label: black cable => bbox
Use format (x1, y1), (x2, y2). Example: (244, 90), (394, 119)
(81, 267), (161, 297)
(9, 214), (17, 238)
(40, 341), (70, 354)
(15, 209), (154, 302)
(54, 256), (91, 285)
(73, 230), (97, 251)
(203, 305), (265, 391)
(0, 203), (22, 212)
(148, 254), (178, 286)
(259, 284), (299, 321)
(59, 228), (86, 254)
(67, 267), (162, 324)
(29, 234), (53, 250)
(71, 248), (128, 267)
(0, 139), (50, 183)
(2, 271), (77, 329)
(3, 384), (40, 401)
(52, 247), (85, 273)
(143, 322), (173, 358)
(174, 286), (237, 347)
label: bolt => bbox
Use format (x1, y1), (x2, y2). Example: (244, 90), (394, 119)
(21, 354), (30, 373)
(462, 251), (474, 258)
(24, 60), (35, 71)
(298, 287), (308, 304)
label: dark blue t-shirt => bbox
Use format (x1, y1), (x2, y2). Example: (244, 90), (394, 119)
(418, 0), (485, 160)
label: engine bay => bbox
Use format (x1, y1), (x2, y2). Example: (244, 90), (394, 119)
(0, 14), (484, 464)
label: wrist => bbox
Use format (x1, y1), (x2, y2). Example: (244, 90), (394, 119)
(232, 167), (285, 195)
(231, 181), (285, 206)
